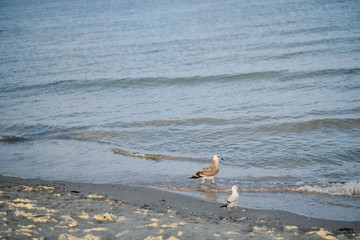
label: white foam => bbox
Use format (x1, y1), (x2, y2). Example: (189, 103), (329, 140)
(295, 180), (360, 197)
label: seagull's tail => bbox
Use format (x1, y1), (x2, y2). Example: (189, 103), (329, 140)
(188, 175), (201, 179)
(220, 204), (228, 208)
(188, 171), (201, 179)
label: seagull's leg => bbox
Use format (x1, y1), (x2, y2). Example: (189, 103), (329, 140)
(235, 206), (238, 212)
(212, 178), (215, 184)
(201, 178), (205, 184)
(228, 207), (231, 213)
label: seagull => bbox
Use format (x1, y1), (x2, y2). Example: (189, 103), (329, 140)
(188, 154), (223, 184)
(220, 185), (239, 213)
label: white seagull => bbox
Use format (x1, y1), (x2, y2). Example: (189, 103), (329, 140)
(188, 154), (223, 184)
(220, 185), (239, 213)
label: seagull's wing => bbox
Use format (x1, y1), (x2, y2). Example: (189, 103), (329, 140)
(198, 164), (218, 177)
(221, 195), (238, 208)
(226, 194), (239, 204)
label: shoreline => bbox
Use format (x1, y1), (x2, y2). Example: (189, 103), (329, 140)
(1, 175), (359, 239)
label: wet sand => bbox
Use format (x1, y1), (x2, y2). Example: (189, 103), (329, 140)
(0, 175), (359, 240)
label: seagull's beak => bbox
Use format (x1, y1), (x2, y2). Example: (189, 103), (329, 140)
(220, 157), (224, 161)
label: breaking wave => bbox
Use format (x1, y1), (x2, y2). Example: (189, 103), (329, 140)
(293, 181), (360, 197)
(237, 181), (360, 198)
(146, 179), (360, 198)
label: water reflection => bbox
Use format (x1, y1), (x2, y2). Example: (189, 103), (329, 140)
(200, 191), (217, 202)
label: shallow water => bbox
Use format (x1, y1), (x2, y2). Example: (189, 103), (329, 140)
(1, 0), (359, 221)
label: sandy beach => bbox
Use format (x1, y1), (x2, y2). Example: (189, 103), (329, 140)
(0, 175), (359, 240)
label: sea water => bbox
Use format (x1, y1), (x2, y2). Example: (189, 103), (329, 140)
(1, 0), (359, 221)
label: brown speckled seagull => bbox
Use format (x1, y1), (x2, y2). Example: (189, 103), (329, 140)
(188, 154), (223, 184)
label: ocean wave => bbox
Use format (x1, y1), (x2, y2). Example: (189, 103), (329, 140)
(112, 148), (204, 162)
(259, 118), (360, 133)
(0, 71), (284, 95)
(100, 116), (360, 132)
(0, 79), (77, 94)
(0, 123), (90, 141)
(281, 67), (360, 81)
(107, 118), (233, 128)
(150, 180), (360, 198)
(0, 135), (28, 143)
(293, 181), (360, 198)
(2, 117), (358, 145)
(237, 181), (360, 198)
(2, 67), (358, 96)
